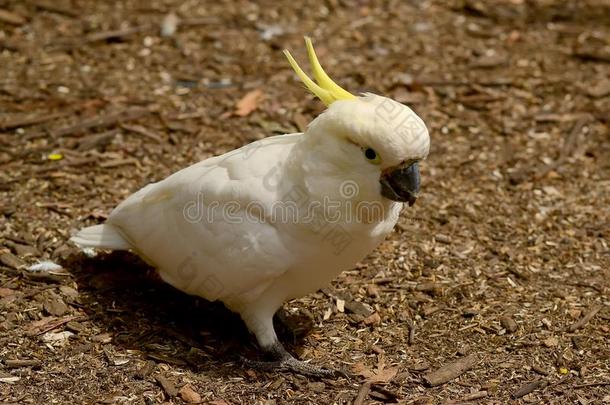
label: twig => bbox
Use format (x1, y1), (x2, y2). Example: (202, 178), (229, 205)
(4, 359), (41, 369)
(26, 107), (151, 140)
(0, 111), (70, 131)
(26, 315), (86, 336)
(511, 379), (548, 399)
(531, 364), (550, 376)
(99, 158), (138, 169)
(571, 381), (610, 389)
(120, 123), (163, 143)
(568, 305), (602, 332)
(369, 385), (399, 402)
(154, 374), (178, 398)
(546, 373), (573, 389)
(0, 9), (26, 25)
(51, 25), (154, 50)
(353, 381), (371, 405)
(534, 117), (588, 180)
(424, 354), (479, 387)
(566, 281), (604, 294)
(407, 320), (415, 345)
(446, 390), (488, 404)
(27, 0), (79, 17)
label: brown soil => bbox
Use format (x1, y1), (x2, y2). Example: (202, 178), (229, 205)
(1, 0), (609, 404)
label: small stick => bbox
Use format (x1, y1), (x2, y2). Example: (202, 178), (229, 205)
(447, 391), (488, 404)
(461, 391), (488, 401)
(154, 374), (178, 397)
(531, 364), (550, 376)
(27, 315), (86, 336)
(99, 158), (138, 168)
(407, 320), (415, 345)
(511, 379), (548, 399)
(571, 381), (610, 389)
(534, 117), (588, 180)
(369, 385), (399, 402)
(353, 381), (371, 405)
(0, 111), (71, 131)
(0, 9), (26, 25)
(51, 25), (154, 50)
(568, 305), (602, 332)
(424, 354), (478, 387)
(121, 123), (163, 143)
(27, 0), (79, 17)
(4, 359), (41, 368)
(31, 108), (150, 139)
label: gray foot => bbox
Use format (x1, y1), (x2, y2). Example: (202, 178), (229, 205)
(241, 341), (350, 379)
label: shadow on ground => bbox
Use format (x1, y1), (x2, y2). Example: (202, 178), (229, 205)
(62, 251), (315, 376)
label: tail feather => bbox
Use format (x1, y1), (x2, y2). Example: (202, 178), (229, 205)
(70, 224), (131, 250)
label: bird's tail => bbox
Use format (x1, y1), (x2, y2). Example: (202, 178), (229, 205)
(70, 224), (131, 250)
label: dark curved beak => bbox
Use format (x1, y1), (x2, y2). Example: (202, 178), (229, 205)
(380, 162), (420, 206)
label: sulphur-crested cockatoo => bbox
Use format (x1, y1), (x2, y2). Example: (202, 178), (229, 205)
(71, 38), (429, 377)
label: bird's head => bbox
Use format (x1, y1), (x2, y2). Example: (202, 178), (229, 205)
(284, 38), (430, 206)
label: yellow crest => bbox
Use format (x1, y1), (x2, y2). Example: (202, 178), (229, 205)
(283, 37), (356, 106)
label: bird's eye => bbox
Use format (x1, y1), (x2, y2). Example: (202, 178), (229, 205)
(363, 147), (381, 164)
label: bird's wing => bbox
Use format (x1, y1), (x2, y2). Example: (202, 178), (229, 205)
(107, 133), (302, 303)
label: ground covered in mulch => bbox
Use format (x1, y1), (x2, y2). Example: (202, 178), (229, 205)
(1, 0), (609, 403)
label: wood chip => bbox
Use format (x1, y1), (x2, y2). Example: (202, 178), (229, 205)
(568, 305), (602, 332)
(52, 25), (154, 50)
(424, 354), (479, 387)
(586, 79), (610, 98)
(500, 315), (518, 333)
(450, 390), (488, 403)
(155, 374), (178, 398)
(135, 360), (156, 379)
(0, 9), (26, 25)
(25, 107), (151, 139)
(353, 381), (371, 405)
(43, 296), (69, 316)
(531, 364), (550, 376)
(363, 312), (381, 326)
(4, 359), (41, 369)
(0, 111), (71, 130)
(121, 123), (163, 143)
(28, 0), (79, 17)
(178, 384), (202, 403)
(511, 379), (548, 399)
(416, 282), (443, 296)
(0, 252), (25, 269)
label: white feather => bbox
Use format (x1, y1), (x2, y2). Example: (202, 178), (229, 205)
(70, 224), (131, 250)
(72, 93), (429, 349)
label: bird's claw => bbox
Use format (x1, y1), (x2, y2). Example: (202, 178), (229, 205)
(240, 355), (350, 379)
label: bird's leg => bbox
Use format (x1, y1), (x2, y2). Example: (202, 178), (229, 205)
(239, 304), (350, 378)
(241, 340), (348, 379)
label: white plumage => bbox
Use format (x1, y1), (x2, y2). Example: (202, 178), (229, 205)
(72, 41), (430, 376)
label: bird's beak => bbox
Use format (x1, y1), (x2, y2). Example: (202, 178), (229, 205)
(380, 162), (421, 206)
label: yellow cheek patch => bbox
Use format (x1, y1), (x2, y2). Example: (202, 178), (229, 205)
(283, 37), (356, 106)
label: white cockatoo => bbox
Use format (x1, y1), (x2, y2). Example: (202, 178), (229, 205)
(71, 38), (430, 377)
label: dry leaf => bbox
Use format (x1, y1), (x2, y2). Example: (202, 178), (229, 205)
(336, 298), (345, 313)
(363, 312), (381, 326)
(179, 384), (202, 403)
(352, 361), (398, 383)
(235, 89), (264, 117)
